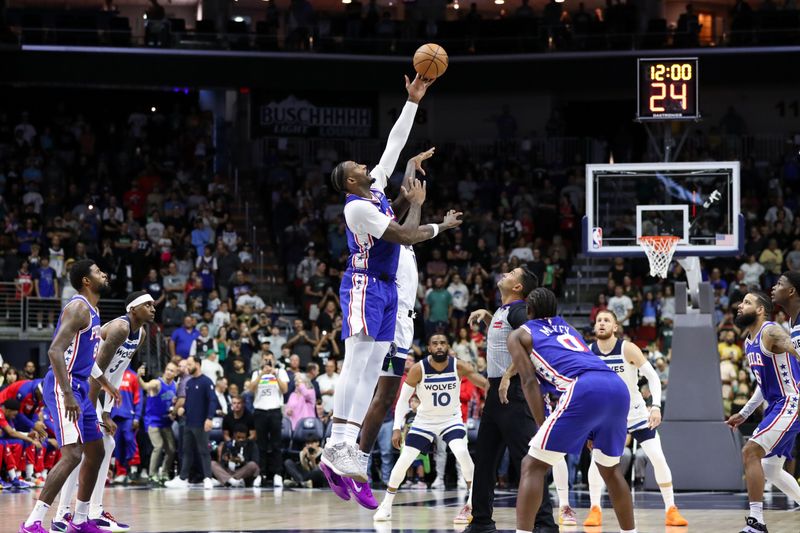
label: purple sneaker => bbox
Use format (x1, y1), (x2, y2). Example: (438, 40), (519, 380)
(319, 462), (350, 501)
(18, 522), (48, 533)
(343, 477), (379, 510)
(66, 520), (107, 533)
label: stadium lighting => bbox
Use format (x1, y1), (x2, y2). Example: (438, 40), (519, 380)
(234, 16), (244, 22)
(495, 0), (504, 4)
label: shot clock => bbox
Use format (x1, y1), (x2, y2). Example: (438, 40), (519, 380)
(637, 57), (699, 120)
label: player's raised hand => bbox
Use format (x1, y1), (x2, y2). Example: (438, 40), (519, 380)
(725, 413), (745, 429)
(410, 147), (435, 176)
(405, 73), (434, 104)
(440, 209), (463, 230)
(401, 177), (427, 206)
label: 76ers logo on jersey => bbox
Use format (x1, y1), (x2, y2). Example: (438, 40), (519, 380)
(747, 351), (763, 368)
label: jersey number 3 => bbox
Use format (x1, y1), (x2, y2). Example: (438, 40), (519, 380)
(557, 333), (588, 352)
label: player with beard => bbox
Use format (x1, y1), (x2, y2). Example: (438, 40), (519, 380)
(20, 260), (119, 533)
(373, 334), (488, 523)
(581, 309), (687, 527)
(727, 290), (800, 533)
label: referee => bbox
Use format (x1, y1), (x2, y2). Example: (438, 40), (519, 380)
(465, 265), (557, 533)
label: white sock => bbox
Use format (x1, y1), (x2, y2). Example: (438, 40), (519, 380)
(25, 463), (34, 479)
(466, 485), (472, 507)
(749, 501), (763, 523)
(57, 461), (82, 519)
(8, 468), (18, 480)
(73, 500), (90, 525)
(91, 434), (115, 517)
(25, 500), (50, 526)
(332, 334), (374, 430)
(343, 424), (360, 446)
(620, 529), (638, 533)
(328, 423), (347, 446)
(383, 489), (396, 506)
(588, 458), (604, 509)
(346, 340), (389, 426)
(516, 529), (532, 533)
(763, 456), (800, 505)
(552, 457), (570, 507)
(659, 484), (675, 511)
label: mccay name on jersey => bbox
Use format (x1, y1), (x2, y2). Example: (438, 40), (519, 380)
(538, 324), (572, 337)
(423, 382), (457, 392)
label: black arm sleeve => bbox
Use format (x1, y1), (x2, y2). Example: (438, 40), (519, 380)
(507, 302), (528, 329)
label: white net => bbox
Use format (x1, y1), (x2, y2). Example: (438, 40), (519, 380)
(639, 236), (680, 278)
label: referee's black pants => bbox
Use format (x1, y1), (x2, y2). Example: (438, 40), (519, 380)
(470, 376), (557, 531)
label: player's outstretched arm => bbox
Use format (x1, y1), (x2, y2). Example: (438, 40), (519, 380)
(763, 324), (800, 361)
(457, 359), (489, 391)
(507, 328), (545, 426)
(392, 148), (435, 220)
(391, 363), (421, 449)
(383, 179), (461, 245)
(726, 385), (764, 429)
(623, 341), (662, 429)
(47, 300), (91, 422)
(89, 320), (127, 407)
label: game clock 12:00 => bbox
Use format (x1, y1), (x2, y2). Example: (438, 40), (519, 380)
(637, 58), (699, 121)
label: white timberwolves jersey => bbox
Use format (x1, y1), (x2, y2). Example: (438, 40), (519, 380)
(590, 339), (645, 414)
(100, 316), (143, 393)
(415, 356), (461, 422)
(396, 245), (418, 311)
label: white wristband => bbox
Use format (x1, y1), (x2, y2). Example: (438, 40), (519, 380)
(429, 224), (439, 238)
(91, 362), (104, 379)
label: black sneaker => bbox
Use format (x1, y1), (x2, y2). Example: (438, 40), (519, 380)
(740, 516), (768, 533)
(462, 522), (497, 533)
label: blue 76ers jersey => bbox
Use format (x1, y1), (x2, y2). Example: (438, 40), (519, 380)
(53, 295), (102, 381)
(746, 321), (800, 405)
(344, 189), (400, 275)
(520, 316), (613, 393)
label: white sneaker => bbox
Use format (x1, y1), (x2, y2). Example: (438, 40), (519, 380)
(113, 475), (127, 484)
(453, 504), (472, 524)
(227, 478), (245, 488)
(273, 475), (283, 487)
(203, 477), (220, 489)
(373, 502), (392, 521)
(321, 442), (363, 480)
(164, 477), (189, 489)
(430, 478), (445, 490)
(253, 475), (262, 487)
(90, 510), (130, 532)
(457, 477), (467, 490)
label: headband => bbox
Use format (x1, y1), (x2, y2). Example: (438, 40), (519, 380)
(127, 294), (155, 313)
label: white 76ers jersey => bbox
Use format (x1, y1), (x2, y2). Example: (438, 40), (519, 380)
(415, 356), (461, 423)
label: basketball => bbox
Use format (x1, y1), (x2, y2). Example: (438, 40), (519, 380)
(413, 43), (448, 80)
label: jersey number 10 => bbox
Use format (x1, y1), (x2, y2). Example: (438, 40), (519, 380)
(432, 392), (452, 407)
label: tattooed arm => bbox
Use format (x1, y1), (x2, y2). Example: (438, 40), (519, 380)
(763, 324), (800, 362)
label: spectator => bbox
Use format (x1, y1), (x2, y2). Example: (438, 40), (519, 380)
(214, 377), (229, 416)
(249, 351), (288, 488)
(223, 395), (256, 441)
(167, 356), (218, 489)
(447, 273), (469, 333)
(191, 324), (218, 359)
(315, 359), (338, 415)
(285, 319), (316, 369)
(282, 438), (325, 488)
(162, 294), (185, 336)
(718, 330), (743, 365)
(225, 357), (249, 394)
(589, 293), (608, 324)
(170, 316), (200, 359)
(201, 348), (224, 383)
(759, 238), (783, 288)
(608, 285), (634, 328)
(143, 268), (166, 309)
(453, 327), (478, 363)
(216, 243), (240, 302)
(138, 362), (178, 483)
(163, 261), (187, 304)
(196, 245), (217, 292)
(22, 361), (36, 380)
(211, 425), (260, 487)
(285, 373), (316, 429)
(425, 276), (452, 335)
(654, 357), (669, 402)
(33, 256), (58, 329)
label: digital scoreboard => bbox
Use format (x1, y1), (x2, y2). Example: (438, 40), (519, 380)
(637, 57), (699, 121)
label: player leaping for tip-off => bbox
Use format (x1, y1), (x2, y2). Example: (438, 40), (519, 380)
(321, 73), (462, 497)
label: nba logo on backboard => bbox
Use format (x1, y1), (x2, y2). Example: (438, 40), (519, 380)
(592, 227), (603, 249)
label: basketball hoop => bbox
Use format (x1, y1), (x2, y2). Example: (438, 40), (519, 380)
(639, 236), (680, 279)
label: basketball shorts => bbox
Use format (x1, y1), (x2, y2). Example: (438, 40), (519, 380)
(381, 309), (414, 378)
(530, 370), (629, 458)
(42, 370), (102, 447)
(340, 272), (398, 343)
(405, 416), (467, 454)
(750, 394), (800, 459)
(625, 401), (658, 443)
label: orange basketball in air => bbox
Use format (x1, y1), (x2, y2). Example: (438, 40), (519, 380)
(413, 43), (448, 80)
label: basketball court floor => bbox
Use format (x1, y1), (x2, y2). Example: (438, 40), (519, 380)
(3, 486), (798, 532)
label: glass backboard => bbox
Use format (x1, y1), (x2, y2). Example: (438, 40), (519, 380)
(583, 162), (742, 257)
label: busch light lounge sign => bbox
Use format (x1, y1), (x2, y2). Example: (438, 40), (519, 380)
(252, 92), (376, 138)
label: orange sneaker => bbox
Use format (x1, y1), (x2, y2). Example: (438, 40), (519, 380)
(583, 505), (602, 527)
(665, 505), (688, 526)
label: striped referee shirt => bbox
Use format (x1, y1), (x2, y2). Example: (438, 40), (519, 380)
(486, 300), (528, 378)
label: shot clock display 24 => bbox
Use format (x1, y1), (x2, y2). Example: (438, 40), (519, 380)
(637, 58), (699, 120)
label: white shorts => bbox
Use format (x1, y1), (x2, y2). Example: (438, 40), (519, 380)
(380, 309), (414, 378)
(405, 415), (466, 453)
(626, 401), (650, 432)
(750, 394), (800, 458)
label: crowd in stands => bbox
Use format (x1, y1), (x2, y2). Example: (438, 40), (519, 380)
(1, 86), (800, 491)
(6, 0), (800, 54)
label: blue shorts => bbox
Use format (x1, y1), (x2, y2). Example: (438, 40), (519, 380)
(530, 370), (629, 458)
(340, 272), (397, 342)
(405, 418), (467, 453)
(751, 394), (800, 459)
(42, 371), (102, 447)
